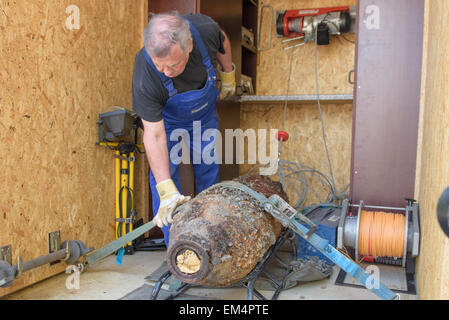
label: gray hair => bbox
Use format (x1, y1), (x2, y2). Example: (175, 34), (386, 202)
(143, 12), (192, 58)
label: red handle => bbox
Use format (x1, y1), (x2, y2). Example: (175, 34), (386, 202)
(277, 130), (289, 142)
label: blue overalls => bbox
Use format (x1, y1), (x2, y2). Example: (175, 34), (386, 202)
(142, 21), (220, 247)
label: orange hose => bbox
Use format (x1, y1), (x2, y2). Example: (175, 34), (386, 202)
(358, 211), (406, 258)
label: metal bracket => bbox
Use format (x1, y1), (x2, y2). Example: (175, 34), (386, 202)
(49, 231), (61, 265)
(16, 256), (23, 278)
(410, 203), (420, 258)
(258, 3), (273, 51)
(348, 70), (355, 84)
(337, 199), (350, 249)
(115, 217), (135, 224)
(113, 154), (135, 162)
(0, 245), (12, 265)
(355, 200), (364, 263)
(62, 241), (71, 261)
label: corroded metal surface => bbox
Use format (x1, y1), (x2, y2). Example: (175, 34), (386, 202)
(167, 175), (288, 287)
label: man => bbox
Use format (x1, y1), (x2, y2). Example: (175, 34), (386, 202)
(132, 12), (236, 246)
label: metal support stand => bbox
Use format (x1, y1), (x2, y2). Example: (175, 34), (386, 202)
(150, 270), (192, 300)
(241, 229), (297, 300)
(149, 229), (298, 300)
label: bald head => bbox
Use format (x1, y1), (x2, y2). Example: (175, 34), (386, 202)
(143, 12), (192, 58)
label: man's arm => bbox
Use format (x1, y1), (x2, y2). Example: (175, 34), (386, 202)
(216, 29), (235, 99)
(217, 30), (233, 72)
(141, 118), (191, 228)
(142, 118), (171, 184)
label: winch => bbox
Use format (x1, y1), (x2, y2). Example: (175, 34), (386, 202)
(337, 199), (420, 268)
(276, 5), (356, 45)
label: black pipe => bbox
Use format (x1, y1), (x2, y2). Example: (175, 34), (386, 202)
(19, 249), (67, 274)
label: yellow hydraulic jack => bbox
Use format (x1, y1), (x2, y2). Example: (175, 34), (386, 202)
(97, 107), (144, 255)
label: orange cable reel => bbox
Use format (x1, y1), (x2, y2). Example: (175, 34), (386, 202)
(358, 210), (406, 259)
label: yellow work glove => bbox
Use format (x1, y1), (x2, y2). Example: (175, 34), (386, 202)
(217, 63), (236, 100)
(153, 179), (190, 228)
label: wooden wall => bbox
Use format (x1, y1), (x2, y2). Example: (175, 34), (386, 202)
(240, 0), (356, 206)
(240, 102), (353, 207)
(415, 0), (449, 300)
(0, 0), (148, 296)
(256, 0), (356, 96)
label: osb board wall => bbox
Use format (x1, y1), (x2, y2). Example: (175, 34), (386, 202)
(415, 0), (449, 300)
(256, 0), (356, 96)
(0, 0), (148, 296)
(240, 0), (355, 206)
(240, 102), (353, 207)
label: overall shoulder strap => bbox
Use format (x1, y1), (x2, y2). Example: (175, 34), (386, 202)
(187, 20), (214, 73)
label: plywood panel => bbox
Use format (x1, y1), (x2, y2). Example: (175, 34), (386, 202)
(351, 0), (423, 208)
(0, 0), (148, 296)
(415, 0), (449, 300)
(240, 102), (353, 208)
(256, 0), (356, 96)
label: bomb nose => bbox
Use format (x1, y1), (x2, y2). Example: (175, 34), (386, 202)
(167, 240), (210, 284)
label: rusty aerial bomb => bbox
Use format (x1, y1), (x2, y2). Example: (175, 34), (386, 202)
(167, 175), (288, 287)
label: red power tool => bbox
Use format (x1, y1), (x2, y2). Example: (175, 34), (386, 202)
(276, 6), (356, 45)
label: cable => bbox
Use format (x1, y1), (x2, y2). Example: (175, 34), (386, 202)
(282, 46), (296, 131)
(245, 160), (349, 211)
(278, 46), (297, 191)
(341, 34), (355, 44)
(358, 211), (406, 258)
(313, 23), (339, 199)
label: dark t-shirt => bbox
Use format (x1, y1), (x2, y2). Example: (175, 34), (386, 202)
(132, 14), (225, 122)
